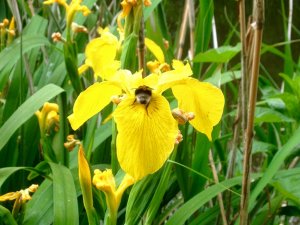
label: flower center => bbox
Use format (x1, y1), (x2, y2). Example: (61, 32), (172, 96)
(135, 85), (152, 105)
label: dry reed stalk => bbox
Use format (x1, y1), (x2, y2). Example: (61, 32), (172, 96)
(209, 150), (228, 225)
(187, 0), (195, 59)
(239, 1), (264, 224)
(138, 16), (146, 77)
(176, 0), (189, 59)
(225, 0), (249, 220)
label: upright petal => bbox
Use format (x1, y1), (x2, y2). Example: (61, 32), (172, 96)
(68, 82), (122, 130)
(85, 32), (120, 80)
(172, 78), (224, 140)
(114, 94), (178, 180)
(156, 61), (193, 94)
(145, 38), (165, 63)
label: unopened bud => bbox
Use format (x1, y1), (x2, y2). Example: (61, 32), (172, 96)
(175, 130), (183, 144)
(3, 19), (9, 27)
(172, 108), (188, 125)
(64, 135), (81, 151)
(172, 108), (195, 125)
(111, 95), (125, 105)
(163, 38), (169, 50)
(144, 0), (151, 6)
(72, 22), (88, 33)
(51, 32), (65, 42)
(159, 63), (170, 72)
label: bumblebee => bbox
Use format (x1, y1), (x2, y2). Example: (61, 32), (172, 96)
(135, 85), (152, 105)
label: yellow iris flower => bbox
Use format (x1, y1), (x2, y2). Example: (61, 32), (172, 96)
(68, 65), (224, 180)
(43, 0), (90, 29)
(69, 31), (224, 180)
(92, 169), (134, 216)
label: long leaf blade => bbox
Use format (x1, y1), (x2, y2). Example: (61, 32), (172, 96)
(0, 84), (64, 151)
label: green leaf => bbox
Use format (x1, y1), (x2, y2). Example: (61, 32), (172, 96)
(144, 149), (178, 224)
(92, 121), (112, 151)
(126, 174), (160, 225)
(249, 125), (300, 210)
(204, 70), (241, 86)
(252, 140), (276, 154)
(121, 33), (138, 72)
(23, 179), (54, 225)
(0, 84), (65, 152)
(144, 0), (162, 20)
(49, 162), (79, 225)
(165, 175), (259, 225)
(194, 43), (241, 63)
(0, 35), (49, 74)
(193, 0), (214, 76)
(254, 107), (295, 123)
(271, 168), (300, 205)
(0, 167), (26, 187)
(0, 205), (18, 225)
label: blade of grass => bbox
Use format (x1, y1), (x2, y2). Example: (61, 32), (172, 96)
(165, 174), (260, 225)
(0, 84), (65, 151)
(23, 179), (54, 225)
(49, 162), (79, 225)
(249, 125), (300, 210)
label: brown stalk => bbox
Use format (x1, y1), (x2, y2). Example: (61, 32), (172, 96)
(138, 16), (146, 77)
(208, 150), (228, 225)
(176, 0), (189, 59)
(187, 0), (195, 59)
(239, 1), (264, 224)
(225, 0), (249, 220)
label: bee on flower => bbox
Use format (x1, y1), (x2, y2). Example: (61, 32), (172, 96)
(68, 30), (224, 181)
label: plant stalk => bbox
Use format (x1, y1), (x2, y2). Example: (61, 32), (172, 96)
(187, 0), (195, 59)
(138, 15), (146, 77)
(176, 0), (189, 59)
(239, 1), (264, 224)
(225, 0), (248, 220)
(208, 150), (228, 225)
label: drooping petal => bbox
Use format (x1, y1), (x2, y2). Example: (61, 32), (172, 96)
(114, 94), (178, 180)
(172, 78), (224, 140)
(68, 82), (122, 130)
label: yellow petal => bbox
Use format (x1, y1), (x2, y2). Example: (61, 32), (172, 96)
(172, 78), (224, 140)
(145, 38), (165, 63)
(92, 169), (116, 193)
(120, 0), (133, 17)
(78, 63), (89, 75)
(156, 61), (193, 93)
(68, 82), (122, 130)
(85, 32), (120, 80)
(114, 94), (178, 180)
(0, 192), (20, 201)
